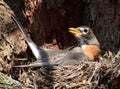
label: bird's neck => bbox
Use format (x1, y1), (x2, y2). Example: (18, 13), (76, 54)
(81, 44), (100, 61)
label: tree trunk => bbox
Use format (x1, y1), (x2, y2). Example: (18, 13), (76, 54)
(23, 0), (120, 52)
(4, 0), (120, 52)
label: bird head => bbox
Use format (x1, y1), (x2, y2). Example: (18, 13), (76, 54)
(69, 26), (100, 60)
(68, 26), (100, 46)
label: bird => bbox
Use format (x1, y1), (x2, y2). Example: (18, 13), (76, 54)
(11, 14), (100, 67)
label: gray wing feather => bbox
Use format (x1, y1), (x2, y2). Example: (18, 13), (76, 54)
(14, 47), (89, 67)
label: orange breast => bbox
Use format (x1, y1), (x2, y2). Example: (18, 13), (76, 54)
(82, 45), (100, 61)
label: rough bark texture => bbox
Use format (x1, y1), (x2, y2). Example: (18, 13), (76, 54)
(23, 0), (120, 52)
(0, 0), (27, 72)
(0, 0), (26, 88)
(3, 0), (120, 52)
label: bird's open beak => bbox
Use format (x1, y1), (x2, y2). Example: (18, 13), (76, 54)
(69, 28), (82, 35)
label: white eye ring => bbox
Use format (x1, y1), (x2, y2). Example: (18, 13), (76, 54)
(83, 28), (89, 34)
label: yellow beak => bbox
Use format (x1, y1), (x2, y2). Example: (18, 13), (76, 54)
(68, 28), (82, 35)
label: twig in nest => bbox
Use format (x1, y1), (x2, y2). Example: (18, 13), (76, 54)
(87, 63), (101, 83)
(66, 64), (86, 79)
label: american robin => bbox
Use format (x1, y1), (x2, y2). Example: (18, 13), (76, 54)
(11, 15), (100, 67)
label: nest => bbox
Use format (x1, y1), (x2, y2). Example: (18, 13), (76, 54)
(16, 57), (120, 89)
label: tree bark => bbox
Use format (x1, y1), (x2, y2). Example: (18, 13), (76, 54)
(4, 0), (120, 52)
(23, 0), (120, 52)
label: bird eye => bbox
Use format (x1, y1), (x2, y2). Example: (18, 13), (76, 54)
(84, 29), (88, 33)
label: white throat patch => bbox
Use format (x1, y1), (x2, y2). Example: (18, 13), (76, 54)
(81, 45), (86, 49)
